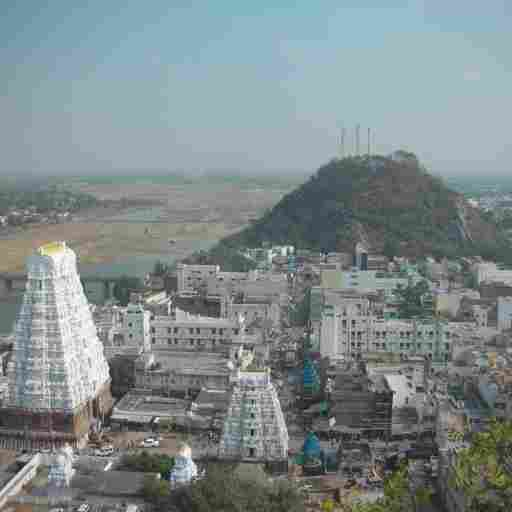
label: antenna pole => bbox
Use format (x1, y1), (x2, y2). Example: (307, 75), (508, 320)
(355, 124), (360, 156)
(367, 127), (371, 157)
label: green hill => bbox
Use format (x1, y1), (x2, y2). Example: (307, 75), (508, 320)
(191, 152), (509, 268)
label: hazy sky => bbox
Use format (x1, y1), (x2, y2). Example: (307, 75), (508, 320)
(1, 1), (511, 176)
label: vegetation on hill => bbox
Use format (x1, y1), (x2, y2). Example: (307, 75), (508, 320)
(211, 154), (509, 265)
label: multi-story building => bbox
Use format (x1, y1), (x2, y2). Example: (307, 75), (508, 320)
(323, 361), (393, 440)
(149, 309), (246, 360)
(497, 297), (512, 331)
(0, 242), (112, 450)
(219, 370), (288, 465)
(319, 300), (453, 363)
(176, 263), (220, 294)
(321, 268), (423, 298)
(473, 261), (512, 286)
(134, 349), (236, 397)
(94, 303), (152, 358)
(222, 297), (280, 328)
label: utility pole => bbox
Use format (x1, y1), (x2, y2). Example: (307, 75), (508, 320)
(355, 124), (360, 156)
(367, 127), (371, 157)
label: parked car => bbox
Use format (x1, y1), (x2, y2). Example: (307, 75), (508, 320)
(77, 504), (90, 512)
(140, 437), (160, 448)
(94, 444), (114, 457)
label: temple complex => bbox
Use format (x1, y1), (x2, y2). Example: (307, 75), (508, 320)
(219, 369), (288, 464)
(0, 242), (113, 450)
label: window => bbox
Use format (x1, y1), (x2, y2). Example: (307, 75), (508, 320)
(250, 429), (255, 436)
(129, 334), (133, 338)
(151, 327), (155, 333)
(174, 339), (178, 345)
(190, 339), (194, 345)
(174, 327), (178, 334)
(128, 323), (133, 328)
(196, 327), (200, 334)
(219, 328), (224, 335)
(167, 338), (172, 345)
(189, 328), (194, 334)
(212, 328), (217, 334)
(151, 337), (156, 344)
(212, 340), (216, 346)
(234, 329), (239, 335)
(167, 327), (171, 334)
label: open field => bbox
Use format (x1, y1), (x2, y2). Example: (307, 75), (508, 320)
(0, 179), (294, 272)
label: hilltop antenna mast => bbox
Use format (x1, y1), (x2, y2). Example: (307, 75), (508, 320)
(367, 127), (371, 157)
(355, 124), (360, 156)
(339, 127), (346, 159)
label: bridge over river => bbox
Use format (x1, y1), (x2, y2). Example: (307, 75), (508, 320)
(0, 272), (122, 304)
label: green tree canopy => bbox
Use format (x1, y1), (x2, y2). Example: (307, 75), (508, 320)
(394, 280), (431, 319)
(352, 464), (432, 512)
(452, 418), (512, 511)
(121, 451), (175, 477)
(166, 464), (304, 512)
(153, 260), (169, 276)
(112, 275), (143, 306)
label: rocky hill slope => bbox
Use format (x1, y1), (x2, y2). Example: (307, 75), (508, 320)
(218, 152), (502, 259)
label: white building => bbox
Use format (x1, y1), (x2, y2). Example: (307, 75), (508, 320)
(322, 269), (422, 298)
(149, 309), (246, 360)
(222, 298), (280, 328)
(473, 262), (512, 286)
(319, 301), (454, 364)
(498, 297), (512, 331)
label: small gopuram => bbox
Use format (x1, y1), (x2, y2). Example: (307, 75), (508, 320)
(0, 242), (113, 450)
(219, 369), (288, 468)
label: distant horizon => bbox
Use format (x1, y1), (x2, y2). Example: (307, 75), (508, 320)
(2, 162), (512, 183)
(2, 2), (510, 177)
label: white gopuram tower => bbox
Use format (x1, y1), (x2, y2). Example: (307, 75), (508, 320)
(0, 242), (112, 450)
(219, 369), (288, 469)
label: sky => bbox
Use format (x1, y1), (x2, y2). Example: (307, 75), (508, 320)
(1, 0), (511, 177)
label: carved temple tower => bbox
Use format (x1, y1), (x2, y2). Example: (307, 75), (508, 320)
(0, 242), (112, 450)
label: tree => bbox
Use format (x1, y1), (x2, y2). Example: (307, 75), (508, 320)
(451, 418), (512, 511)
(394, 280), (430, 319)
(290, 287), (311, 327)
(351, 464), (431, 512)
(383, 238), (399, 260)
(166, 463), (305, 512)
(141, 474), (171, 511)
(112, 275), (143, 306)
(121, 451), (175, 478)
(153, 260), (169, 276)
(158, 417), (177, 433)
